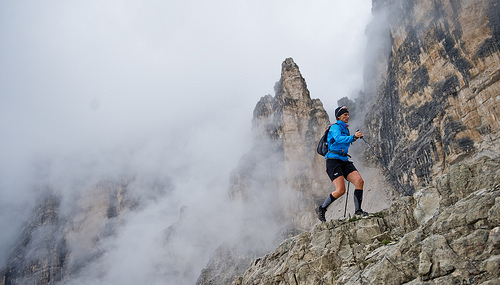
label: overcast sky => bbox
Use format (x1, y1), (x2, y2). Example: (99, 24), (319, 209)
(0, 0), (372, 282)
(1, 0), (371, 150)
(0, 0), (372, 210)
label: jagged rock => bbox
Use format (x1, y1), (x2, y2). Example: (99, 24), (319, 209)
(196, 242), (256, 285)
(413, 187), (440, 225)
(489, 200), (500, 225)
(229, 57), (332, 230)
(0, 194), (67, 285)
(420, 235), (456, 279)
(435, 156), (500, 208)
(233, 157), (500, 284)
(484, 255), (500, 277)
(384, 195), (418, 238)
(0, 180), (134, 285)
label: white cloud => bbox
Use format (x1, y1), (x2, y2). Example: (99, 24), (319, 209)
(0, 0), (372, 282)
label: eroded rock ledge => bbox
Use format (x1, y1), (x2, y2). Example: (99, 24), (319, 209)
(233, 156), (500, 285)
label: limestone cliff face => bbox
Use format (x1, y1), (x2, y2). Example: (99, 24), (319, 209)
(362, 0), (500, 194)
(0, 181), (132, 285)
(229, 57), (331, 230)
(1, 195), (66, 285)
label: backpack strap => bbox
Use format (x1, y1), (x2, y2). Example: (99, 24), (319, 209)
(326, 123), (338, 145)
(326, 123), (352, 158)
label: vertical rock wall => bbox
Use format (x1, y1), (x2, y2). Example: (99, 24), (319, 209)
(363, 0), (500, 193)
(0, 181), (132, 285)
(0, 194), (66, 285)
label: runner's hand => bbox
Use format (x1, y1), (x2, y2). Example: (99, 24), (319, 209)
(355, 130), (363, 139)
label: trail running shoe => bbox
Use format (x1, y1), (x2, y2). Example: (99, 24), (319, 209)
(355, 209), (369, 217)
(316, 206), (327, 222)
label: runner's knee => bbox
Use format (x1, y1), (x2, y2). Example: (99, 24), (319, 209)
(349, 173), (364, 189)
(332, 183), (346, 197)
(337, 187), (346, 196)
(356, 177), (364, 188)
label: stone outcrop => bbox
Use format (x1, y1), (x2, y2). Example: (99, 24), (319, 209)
(196, 243), (257, 285)
(233, 156), (500, 284)
(228, 57), (332, 230)
(1, 194), (66, 285)
(0, 180), (132, 285)
(361, 0), (500, 194)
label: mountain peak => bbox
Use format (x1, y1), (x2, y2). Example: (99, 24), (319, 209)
(275, 57), (311, 102)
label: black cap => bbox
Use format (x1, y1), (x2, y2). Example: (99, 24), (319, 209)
(335, 106), (348, 119)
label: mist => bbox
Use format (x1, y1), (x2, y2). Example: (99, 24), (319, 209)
(0, 0), (372, 283)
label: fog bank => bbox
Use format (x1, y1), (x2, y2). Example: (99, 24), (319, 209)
(0, 1), (372, 283)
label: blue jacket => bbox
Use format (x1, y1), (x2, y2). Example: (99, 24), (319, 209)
(325, 120), (355, 161)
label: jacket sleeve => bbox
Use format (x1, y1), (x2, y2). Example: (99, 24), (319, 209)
(331, 125), (355, 144)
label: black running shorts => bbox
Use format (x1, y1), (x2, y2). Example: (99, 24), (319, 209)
(326, 159), (358, 181)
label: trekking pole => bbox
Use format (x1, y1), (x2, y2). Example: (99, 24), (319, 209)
(357, 133), (409, 195)
(343, 181), (350, 218)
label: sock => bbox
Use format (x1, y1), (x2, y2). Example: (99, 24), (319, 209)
(321, 194), (336, 209)
(354, 189), (363, 212)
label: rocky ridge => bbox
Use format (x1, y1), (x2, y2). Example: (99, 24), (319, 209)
(233, 156), (500, 284)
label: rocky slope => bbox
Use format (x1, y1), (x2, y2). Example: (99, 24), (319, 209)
(362, 0), (500, 194)
(223, 0), (500, 283)
(233, 156), (500, 284)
